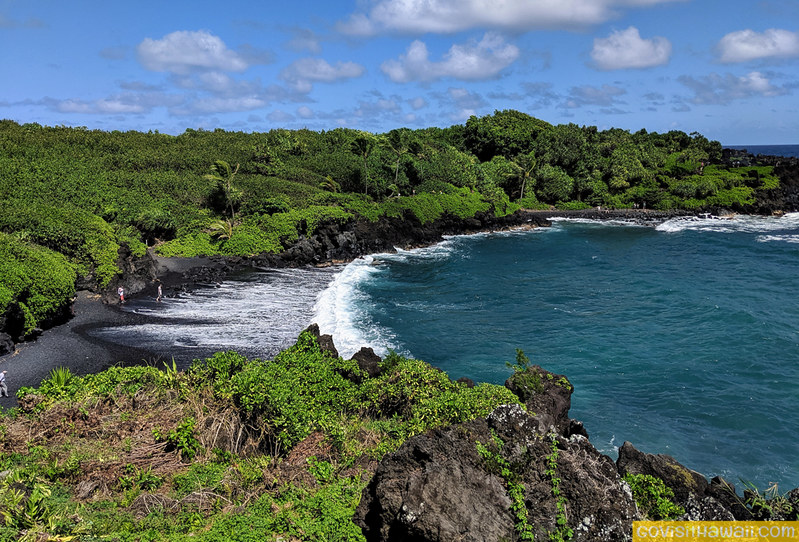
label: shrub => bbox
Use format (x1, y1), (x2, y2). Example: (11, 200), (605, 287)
(623, 473), (685, 520)
(156, 232), (219, 257)
(153, 417), (202, 461)
(0, 233), (77, 337)
(0, 200), (121, 286)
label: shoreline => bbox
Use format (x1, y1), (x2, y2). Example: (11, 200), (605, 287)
(0, 291), (160, 406)
(0, 207), (724, 401)
(2, 207), (798, 503)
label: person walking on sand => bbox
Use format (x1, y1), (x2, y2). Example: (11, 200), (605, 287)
(117, 286), (125, 304)
(0, 370), (8, 397)
(156, 282), (163, 303)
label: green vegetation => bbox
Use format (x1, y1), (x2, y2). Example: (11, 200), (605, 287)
(623, 473), (686, 520)
(0, 232), (76, 338)
(546, 433), (573, 542)
(476, 432), (535, 542)
(0, 332), (520, 540)
(0, 114), (781, 340)
(742, 480), (795, 519)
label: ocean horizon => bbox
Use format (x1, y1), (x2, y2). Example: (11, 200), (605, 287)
(724, 144), (799, 158)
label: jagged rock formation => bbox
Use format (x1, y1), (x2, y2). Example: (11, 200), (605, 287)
(250, 210), (553, 269)
(354, 361), (799, 541)
(355, 366), (639, 541)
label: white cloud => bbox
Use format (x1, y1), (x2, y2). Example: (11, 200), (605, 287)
(285, 28), (323, 54)
(297, 106), (314, 118)
(409, 96), (428, 109)
(268, 110), (295, 123)
(443, 87), (488, 121)
(338, 0), (684, 35)
(590, 26), (671, 70)
(173, 96), (267, 115)
(678, 71), (787, 104)
(53, 93), (183, 115)
(717, 29), (799, 63)
(562, 84), (627, 108)
(280, 58), (365, 93)
(381, 33), (519, 83)
(137, 30), (248, 74)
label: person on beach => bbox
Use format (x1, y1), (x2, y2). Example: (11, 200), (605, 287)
(117, 286), (125, 304)
(156, 282), (163, 302)
(0, 370), (8, 397)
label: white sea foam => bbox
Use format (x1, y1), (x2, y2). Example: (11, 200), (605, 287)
(757, 234), (799, 244)
(311, 239), (473, 358)
(312, 257), (384, 358)
(90, 267), (340, 363)
(656, 213), (799, 234)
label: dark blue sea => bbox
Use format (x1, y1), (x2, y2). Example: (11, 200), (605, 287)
(725, 144), (799, 158)
(96, 213), (799, 491)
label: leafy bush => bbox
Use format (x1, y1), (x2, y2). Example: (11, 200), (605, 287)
(0, 233), (77, 337)
(0, 200), (121, 285)
(556, 200), (591, 210)
(156, 232), (218, 257)
(623, 473), (685, 519)
(153, 417), (202, 461)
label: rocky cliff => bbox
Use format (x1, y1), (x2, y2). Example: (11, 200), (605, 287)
(352, 358), (799, 541)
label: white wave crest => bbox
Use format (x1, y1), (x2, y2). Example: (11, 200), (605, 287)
(657, 213), (799, 234)
(312, 257), (395, 358)
(757, 234), (799, 244)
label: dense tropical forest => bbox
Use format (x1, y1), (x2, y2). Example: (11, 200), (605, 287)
(0, 110), (780, 339)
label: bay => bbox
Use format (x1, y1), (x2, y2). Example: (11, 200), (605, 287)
(316, 214), (799, 490)
(91, 212), (799, 491)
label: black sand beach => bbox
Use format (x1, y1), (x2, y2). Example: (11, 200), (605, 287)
(0, 252), (228, 406)
(0, 291), (162, 406)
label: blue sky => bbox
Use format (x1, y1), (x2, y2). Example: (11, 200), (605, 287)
(1, 0), (797, 144)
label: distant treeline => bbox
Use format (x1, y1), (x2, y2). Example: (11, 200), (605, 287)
(0, 111), (781, 337)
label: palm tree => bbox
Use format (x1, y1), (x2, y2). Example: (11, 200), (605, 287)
(509, 152), (537, 200)
(204, 160), (242, 220)
(319, 175), (340, 193)
(383, 128), (410, 187)
(350, 134), (375, 195)
(208, 218), (234, 241)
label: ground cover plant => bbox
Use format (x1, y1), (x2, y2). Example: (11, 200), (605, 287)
(0, 332), (520, 541)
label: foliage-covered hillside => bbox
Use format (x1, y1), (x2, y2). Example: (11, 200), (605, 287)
(0, 112), (781, 337)
(0, 331), (519, 541)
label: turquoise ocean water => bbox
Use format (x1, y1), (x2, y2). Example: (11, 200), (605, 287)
(315, 214), (799, 490)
